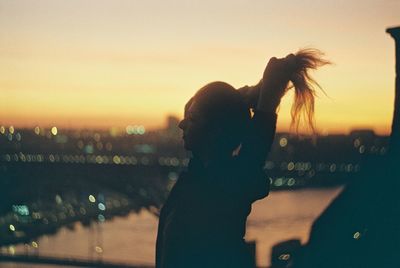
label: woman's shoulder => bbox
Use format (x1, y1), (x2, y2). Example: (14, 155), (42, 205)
(209, 157), (270, 201)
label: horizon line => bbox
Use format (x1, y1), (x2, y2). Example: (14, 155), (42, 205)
(0, 122), (391, 137)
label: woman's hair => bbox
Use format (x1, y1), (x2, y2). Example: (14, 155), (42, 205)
(189, 49), (329, 151)
(288, 49), (331, 133)
(193, 81), (251, 152)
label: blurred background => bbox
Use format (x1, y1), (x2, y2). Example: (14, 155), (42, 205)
(0, 0), (399, 267)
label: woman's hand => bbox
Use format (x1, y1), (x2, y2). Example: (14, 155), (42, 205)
(257, 54), (296, 113)
(237, 81), (262, 109)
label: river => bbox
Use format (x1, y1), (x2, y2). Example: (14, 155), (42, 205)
(2, 187), (343, 268)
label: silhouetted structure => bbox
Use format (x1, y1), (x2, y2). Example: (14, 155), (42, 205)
(387, 27), (400, 154)
(270, 26), (400, 268)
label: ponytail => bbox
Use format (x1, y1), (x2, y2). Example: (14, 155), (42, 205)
(289, 49), (331, 133)
(238, 48), (330, 133)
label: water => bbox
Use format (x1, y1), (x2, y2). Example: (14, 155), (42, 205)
(3, 187), (343, 268)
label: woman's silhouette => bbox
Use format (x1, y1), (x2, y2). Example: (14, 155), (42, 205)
(155, 51), (329, 268)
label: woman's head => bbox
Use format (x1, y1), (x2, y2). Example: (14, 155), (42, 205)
(179, 81), (250, 155)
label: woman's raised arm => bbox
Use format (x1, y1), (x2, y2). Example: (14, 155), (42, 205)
(237, 55), (295, 167)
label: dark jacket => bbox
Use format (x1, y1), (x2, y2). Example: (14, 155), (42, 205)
(156, 110), (277, 268)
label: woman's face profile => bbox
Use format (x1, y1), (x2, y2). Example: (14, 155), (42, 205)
(178, 99), (210, 151)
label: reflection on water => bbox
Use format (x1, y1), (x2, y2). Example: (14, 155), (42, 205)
(3, 187), (342, 268)
(246, 187), (343, 267)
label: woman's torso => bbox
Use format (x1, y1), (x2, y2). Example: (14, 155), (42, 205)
(156, 158), (257, 268)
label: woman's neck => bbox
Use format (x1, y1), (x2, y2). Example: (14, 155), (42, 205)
(193, 149), (231, 168)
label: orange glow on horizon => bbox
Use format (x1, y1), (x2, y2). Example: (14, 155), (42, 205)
(0, 1), (398, 136)
(0, 112), (392, 136)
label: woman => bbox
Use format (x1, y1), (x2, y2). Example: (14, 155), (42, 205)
(156, 52), (326, 268)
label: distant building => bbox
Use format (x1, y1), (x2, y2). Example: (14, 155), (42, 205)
(163, 115), (181, 140)
(349, 129), (375, 138)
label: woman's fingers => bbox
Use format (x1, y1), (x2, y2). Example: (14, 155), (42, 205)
(264, 56), (291, 82)
(285, 53), (295, 59)
(285, 54), (297, 72)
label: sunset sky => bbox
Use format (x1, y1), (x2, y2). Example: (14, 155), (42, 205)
(0, 0), (399, 134)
